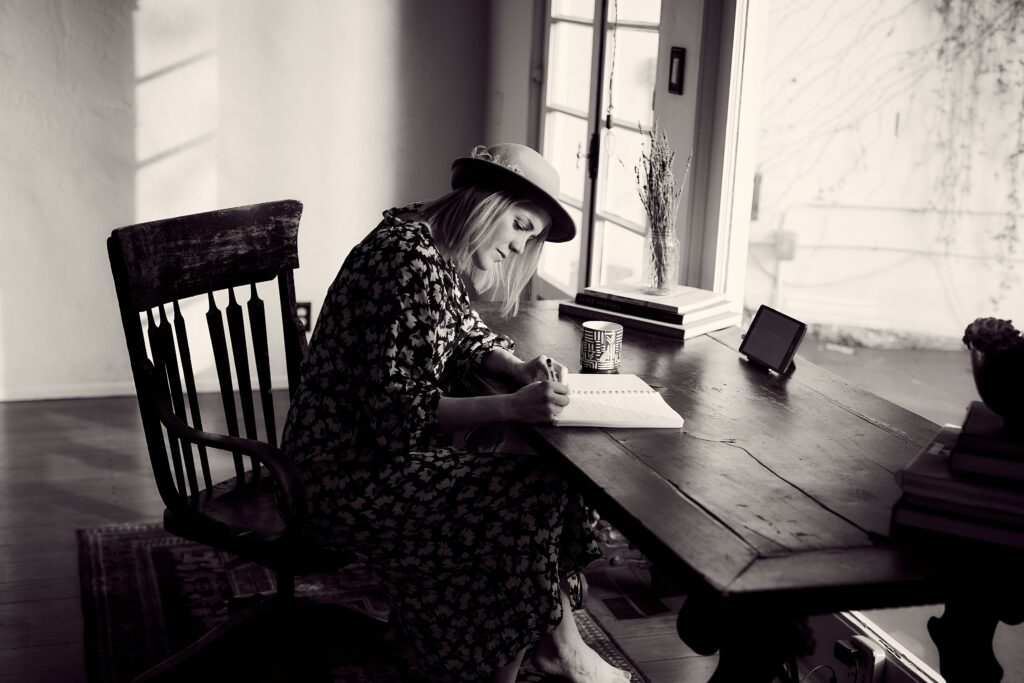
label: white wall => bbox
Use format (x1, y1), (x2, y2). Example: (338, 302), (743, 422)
(0, 0), (489, 401)
(0, 0), (136, 400)
(485, 0), (536, 146)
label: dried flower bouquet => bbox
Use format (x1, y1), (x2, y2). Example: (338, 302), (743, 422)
(635, 122), (692, 293)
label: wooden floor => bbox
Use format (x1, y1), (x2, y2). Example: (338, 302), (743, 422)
(0, 393), (717, 682)
(1, 395), (165, 682)
(8, 388), (1024, 683)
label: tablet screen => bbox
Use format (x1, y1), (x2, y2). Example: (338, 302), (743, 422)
(740, 306), (806, 372)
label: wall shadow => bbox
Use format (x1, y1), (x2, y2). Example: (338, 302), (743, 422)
(394, 0), (491, 207)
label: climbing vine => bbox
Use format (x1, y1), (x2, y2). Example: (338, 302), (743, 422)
(934, 0), (1024, 306)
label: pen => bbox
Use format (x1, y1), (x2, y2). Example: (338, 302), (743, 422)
(545, 358), (557, 382)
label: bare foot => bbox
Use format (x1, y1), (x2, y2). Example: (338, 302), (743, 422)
(530, 636), (632, 682)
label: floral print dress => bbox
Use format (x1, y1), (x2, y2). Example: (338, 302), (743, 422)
(281, 206), (601, 682)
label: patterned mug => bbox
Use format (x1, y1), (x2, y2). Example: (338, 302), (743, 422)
(580, 321), (623, 373)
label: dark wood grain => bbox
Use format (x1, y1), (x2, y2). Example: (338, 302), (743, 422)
(107, 201), (409, 679)
(248, 283), (278, 448)
(475, 301), (1023, 621)
(112, 200), (302, 311)
(147, 308), (187, 496)
(226, 288), (260, 479)
(504, 415), (757, 594)
(226, 289), (257, 442)
(724, 543), (1024, 614)
(207, 293), (245, 481)
(173, 301), (213, 491)
(158, 304), (201, 497)
(277, 271), (308, 399)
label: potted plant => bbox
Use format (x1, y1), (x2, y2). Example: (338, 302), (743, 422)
(963, 317), (1024, 426)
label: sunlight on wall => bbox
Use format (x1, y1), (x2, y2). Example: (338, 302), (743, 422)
(214, 0), (404, 335)
(1, 0), (486, 400)
(134, 0), (218, 222)
(130, 0), (406, 392)
(127, 0), (485, 394)
(133, 0), (221, 389)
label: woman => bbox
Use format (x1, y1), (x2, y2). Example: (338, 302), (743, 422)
(281, 143), (631, 683)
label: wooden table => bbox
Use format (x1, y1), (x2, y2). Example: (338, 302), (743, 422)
(470, 301), (1024, 683)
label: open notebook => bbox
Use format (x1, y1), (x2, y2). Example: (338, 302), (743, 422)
(554, 374), (684, 428)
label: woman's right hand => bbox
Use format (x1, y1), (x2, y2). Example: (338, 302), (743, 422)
(506, 380), (570, 423)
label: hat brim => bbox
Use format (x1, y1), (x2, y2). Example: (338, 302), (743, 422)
(450, 158), (576, 243)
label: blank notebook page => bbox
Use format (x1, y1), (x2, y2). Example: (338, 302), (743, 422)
(554, 374), (684, 428)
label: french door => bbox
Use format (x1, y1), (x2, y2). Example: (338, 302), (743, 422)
(535, 0), (662, 298)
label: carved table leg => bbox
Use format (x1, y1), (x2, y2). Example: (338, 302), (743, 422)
(677, 591), (813, 683)
(928, 586), (1024, 683)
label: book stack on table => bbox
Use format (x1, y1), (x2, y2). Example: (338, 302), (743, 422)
(891, 402), (1024, 549)
(557, 283), (740, 340)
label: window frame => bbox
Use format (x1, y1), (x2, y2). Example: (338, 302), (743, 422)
(534, 2), (603, 298)
(535, 0), (665, 297)
(654, 0), (762, 311)
(532, 0), (759, 313)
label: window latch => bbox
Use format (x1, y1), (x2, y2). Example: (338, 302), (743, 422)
(587, 132), (600, 180)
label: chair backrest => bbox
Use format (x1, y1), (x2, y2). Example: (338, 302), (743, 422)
(107, 200), (308, 517)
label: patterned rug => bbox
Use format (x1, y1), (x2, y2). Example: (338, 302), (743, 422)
(78, 523), (657, 682)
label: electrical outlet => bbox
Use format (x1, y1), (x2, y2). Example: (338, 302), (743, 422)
(834, 636), (886, 683)
(295, 302), (311, 332)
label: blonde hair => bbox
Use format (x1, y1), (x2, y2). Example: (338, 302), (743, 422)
(420, 186), (549, 318)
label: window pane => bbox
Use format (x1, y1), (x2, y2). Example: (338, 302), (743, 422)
(747, 0), (1024, 350)
(546, 21), (594, 113)
(598, 125), (648, 227)
(551, 0), (594, 21)
(612, 0), (661, 24)
(543, 111), (588, 205)
(539, 204), (584, 293)
(597, 220), (644, 286)
(602, 26), (658, 128)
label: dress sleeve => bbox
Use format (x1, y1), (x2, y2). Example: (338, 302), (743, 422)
(342, 233), (447, 452)
(455, 306), (516, 366)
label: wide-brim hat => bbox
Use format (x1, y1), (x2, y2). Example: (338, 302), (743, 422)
(450, 143), (576, 243)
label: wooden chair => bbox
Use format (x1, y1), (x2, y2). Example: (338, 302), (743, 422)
(107, 200), (385, 682)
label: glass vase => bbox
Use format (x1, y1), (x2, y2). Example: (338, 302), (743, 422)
(641, 225), (679, 295)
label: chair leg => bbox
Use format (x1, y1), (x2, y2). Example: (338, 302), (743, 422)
(131, 598), (332, 683)
(131, 568), (390, 683)
(277, 569), (295, 600)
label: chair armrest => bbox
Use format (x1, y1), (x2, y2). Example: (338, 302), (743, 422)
(145, 364), (306, 527)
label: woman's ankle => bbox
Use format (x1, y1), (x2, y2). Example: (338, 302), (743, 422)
(535, 614), (583, 661)
(491, 646), (527, 683)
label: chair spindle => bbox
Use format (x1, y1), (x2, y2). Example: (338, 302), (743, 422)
(207, 292), (246, 481)
(226, 288), (260, 480)
(147, 309), (188, 497)
(173, 301), (214, 492)
(278, 271), (306, 399)
(158, 305), (201, 499)
(248, 283), (277, 448)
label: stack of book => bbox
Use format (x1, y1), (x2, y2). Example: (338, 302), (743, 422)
(557, 282), (739, 340)
(891, 401), (1024, 549)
